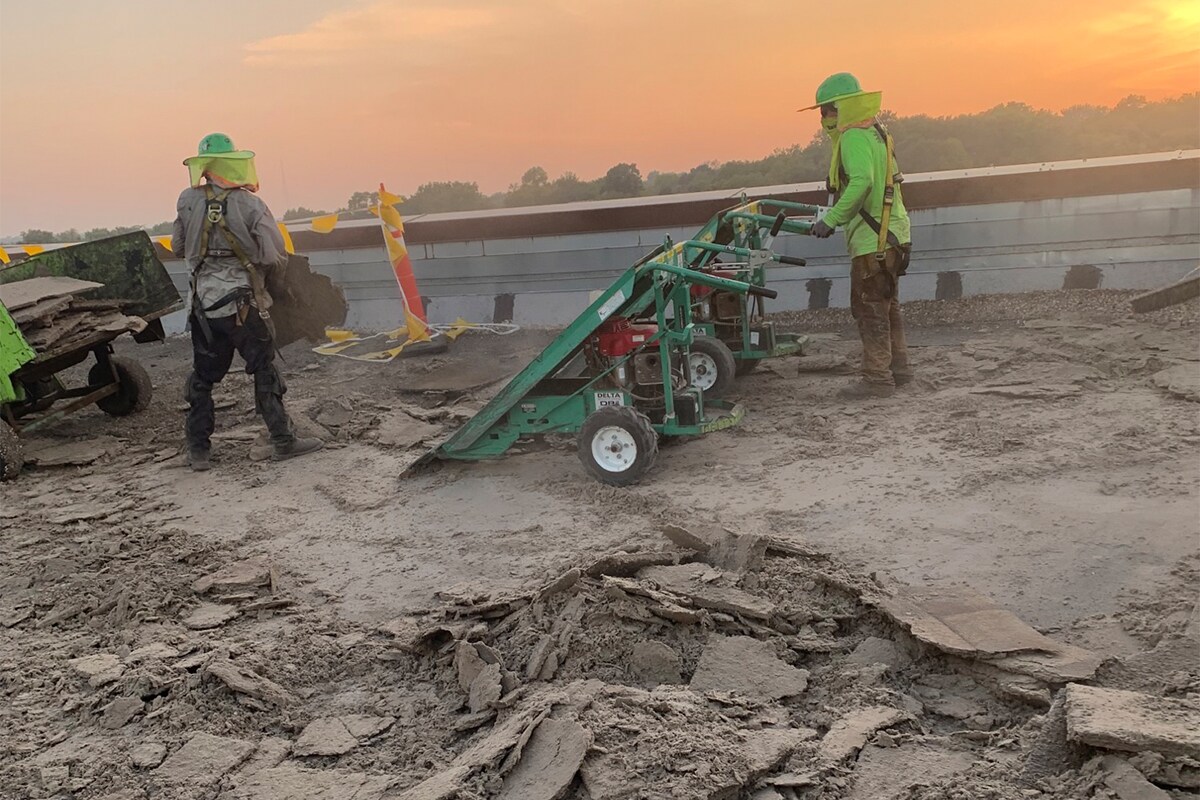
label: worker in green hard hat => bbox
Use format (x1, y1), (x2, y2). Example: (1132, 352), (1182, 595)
(172, 133), (323, 471)
(801, 73), (913, 398)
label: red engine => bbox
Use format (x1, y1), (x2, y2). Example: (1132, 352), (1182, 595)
(689, 269), (738, 299)
(593, 317), (658, 357)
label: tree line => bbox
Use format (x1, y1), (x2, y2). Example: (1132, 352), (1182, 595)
(16, 93), (1198, 242)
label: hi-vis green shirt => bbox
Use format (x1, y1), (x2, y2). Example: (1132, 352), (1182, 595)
(824, 125), (912, 259)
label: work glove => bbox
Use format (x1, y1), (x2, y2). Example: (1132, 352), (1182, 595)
(811, 219), (835, 239)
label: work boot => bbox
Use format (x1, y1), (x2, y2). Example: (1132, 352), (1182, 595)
(187, 448), (211, 472)
(893, 372), (915, 388)
(837, 380), (895, 400)
(272, 437), (324, 462)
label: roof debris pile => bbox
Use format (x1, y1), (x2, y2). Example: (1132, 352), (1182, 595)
(2, 501), (1198, 799)
(0, 276), (147, 354)
(0, 289), (1196, 799)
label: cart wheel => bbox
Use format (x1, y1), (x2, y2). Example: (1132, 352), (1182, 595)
(687, 337), (736, 398)
(90, 356), (153, 417)
(0, 421), (23, 481)
(734, 357), (761, 377)
(578, 406), (658, 486)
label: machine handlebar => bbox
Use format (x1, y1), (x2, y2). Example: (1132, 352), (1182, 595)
(770, 212), (787, 237)
(747, 285), (779, 299)
(775, 255), (807, 267)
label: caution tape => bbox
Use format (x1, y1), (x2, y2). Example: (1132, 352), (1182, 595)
(313, 319), (519, 363)
(8, 199), (387, 262)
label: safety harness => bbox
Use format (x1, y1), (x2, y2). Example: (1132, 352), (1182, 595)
(191, 185), (277, 341)
(831, 123), (912, 290)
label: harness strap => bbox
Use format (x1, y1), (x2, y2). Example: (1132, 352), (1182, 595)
(857, 125), (911, 297)
(873, 123), (897, 263)
(199, 185), (278, 342)
(188, 187), (232, 343)
(204, 287), (252, 314)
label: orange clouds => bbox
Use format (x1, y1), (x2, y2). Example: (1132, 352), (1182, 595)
(244, 2), (500, 67)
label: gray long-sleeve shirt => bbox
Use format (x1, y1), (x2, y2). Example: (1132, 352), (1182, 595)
(172, 184), (288, 318)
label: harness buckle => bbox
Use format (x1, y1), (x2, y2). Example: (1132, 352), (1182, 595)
(205, 201), (224, 225)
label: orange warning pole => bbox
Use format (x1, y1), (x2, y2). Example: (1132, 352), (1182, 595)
(376, 183), (429, 340)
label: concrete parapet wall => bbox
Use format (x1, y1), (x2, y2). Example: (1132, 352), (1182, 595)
(157, 151), (1200, 332)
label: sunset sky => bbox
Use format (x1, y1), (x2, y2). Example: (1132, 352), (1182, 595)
(1, 0), (1197, 236)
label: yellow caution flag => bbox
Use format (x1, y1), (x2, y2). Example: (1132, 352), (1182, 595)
(378, 203), (404, 233)
(277, 223), (295, 254)
(311, 214), (339, 234)
(156, 236), (173, 252)
(444, 317), (477, 340)
(22, 245), (45, 256)
(0, 246), (9, 264)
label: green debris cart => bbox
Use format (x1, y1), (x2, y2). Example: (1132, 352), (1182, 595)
(0, 233), (183, 480)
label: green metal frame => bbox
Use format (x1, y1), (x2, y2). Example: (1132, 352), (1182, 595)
(423, 243), (789, 465)
(0, 302), (36, 405)
(667, 196), (820, 364)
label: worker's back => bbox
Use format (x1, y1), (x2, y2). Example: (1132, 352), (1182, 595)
(172, 184), (282, 272)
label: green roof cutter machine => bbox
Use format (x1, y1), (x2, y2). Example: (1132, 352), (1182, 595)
(410, 236), (807, 486)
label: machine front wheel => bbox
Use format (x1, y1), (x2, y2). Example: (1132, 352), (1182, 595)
(688, 337), (737, 398)
(90, 356), (153, 417)
(0, 421), (23, 481)
(577, 406), (658, 486)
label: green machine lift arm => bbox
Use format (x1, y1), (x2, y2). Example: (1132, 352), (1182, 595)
(659, 197), (822, 367)
(680, 197), (821, 271)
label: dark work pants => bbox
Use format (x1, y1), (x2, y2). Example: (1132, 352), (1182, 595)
(186, 310), (294, 451)
(849, 248), (911, 386)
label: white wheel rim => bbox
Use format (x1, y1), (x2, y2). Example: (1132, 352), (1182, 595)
(591, 425), (638, 472)
(688, 352), (719, 391)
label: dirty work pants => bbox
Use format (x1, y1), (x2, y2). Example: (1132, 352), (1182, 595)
(849, 247), (911, 386)
(185, 310), (294, 451)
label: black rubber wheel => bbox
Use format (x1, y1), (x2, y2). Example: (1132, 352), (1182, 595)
(734, 357), (761, 377)
(89, 356), (153, 417)
(0, 421), (23, 481)
(577, 406), (658, 486)
(687, 336), (737, 399)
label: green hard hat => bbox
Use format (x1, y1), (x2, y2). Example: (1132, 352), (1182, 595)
(798, 72), (865, 111)
(185, 132), (254, 164)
